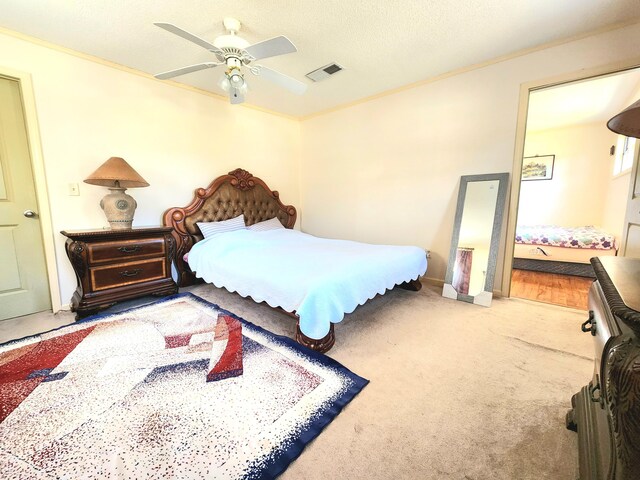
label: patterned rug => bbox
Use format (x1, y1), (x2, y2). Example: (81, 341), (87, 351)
(0, 293), (368, 479)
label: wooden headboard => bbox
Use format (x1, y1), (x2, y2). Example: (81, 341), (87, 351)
(163, 168), (297, 286)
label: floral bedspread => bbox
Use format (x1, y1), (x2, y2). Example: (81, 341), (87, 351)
(515, 225), (616, 250)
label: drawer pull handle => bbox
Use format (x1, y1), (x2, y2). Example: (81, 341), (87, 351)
(581, 311), (597, 336)
(120, 269), (142, 277)
(589, 382), (603, 407)
(117, 245), (142, 253)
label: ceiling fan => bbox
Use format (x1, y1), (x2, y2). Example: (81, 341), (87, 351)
(153, 18), (307, 104)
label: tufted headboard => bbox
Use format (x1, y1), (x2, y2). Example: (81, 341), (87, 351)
(163, 168), (297, 286)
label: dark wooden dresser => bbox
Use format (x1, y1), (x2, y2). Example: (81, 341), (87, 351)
(566, 256), (640, 479)
(61, 227), (178, 318)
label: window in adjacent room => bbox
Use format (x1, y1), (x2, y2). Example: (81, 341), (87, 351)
(613, 135), (635, 176)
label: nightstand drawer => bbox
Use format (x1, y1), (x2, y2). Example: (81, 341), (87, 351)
(90, 258), (167, 291)
(88, 238), (166, 264)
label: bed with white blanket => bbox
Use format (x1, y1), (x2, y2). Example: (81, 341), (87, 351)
(164, 168), (427, 352)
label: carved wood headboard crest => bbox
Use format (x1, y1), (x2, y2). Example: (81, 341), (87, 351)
(163, 168), (297, 286)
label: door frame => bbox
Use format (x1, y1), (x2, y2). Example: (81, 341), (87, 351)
(501, 56), (640, 297)
(0, 66), (61, 313)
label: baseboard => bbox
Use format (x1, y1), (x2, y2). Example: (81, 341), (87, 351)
(58, 303), (71, 312)
(423, 276), (444, 287)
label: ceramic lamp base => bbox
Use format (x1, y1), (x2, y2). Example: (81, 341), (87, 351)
(100, 187), (137, 230)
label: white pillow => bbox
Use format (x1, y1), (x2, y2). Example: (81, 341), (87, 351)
(197, 214), (246, 238)
(248, 217), (285, 232)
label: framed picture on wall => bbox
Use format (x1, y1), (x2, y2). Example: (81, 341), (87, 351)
(522, 155), (555, 181)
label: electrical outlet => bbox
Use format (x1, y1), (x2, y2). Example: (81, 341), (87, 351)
(425, 249), (431, 258)
(68, 183), (80, 196)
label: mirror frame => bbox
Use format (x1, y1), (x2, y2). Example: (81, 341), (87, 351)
(443, 172), (510, 307)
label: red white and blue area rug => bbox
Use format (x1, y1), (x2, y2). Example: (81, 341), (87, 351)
(0, 293), (368, 479)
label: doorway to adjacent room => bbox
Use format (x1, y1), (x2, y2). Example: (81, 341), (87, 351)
(508, 67), (640, 310)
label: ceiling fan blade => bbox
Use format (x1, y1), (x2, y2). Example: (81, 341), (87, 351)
(254, 65), (307, 95)
(244, 36), (297, 61)
(154, 22), (223, 55)
(154, 62), (220, 80)
(230, 87), (245, 105)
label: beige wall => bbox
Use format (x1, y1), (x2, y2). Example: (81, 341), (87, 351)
(520, 123), (617, 228)
(300, 23), (640, 287)
(0, 31), (301, 309)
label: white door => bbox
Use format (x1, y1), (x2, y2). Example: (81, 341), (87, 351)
(0, 76), (51, 320)
(620, 140), (640, 258)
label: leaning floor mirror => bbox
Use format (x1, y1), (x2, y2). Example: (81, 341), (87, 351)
(442, 173), (509, 307)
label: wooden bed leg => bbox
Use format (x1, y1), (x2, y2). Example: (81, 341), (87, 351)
(296, 322), (335, 353)
(399, 278), (422, 291)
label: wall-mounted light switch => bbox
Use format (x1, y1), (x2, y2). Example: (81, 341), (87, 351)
(68, 183), (80, 196)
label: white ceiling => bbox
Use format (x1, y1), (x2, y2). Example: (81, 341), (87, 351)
(527, 69), (640, 132)
(1, 1), (640, 118)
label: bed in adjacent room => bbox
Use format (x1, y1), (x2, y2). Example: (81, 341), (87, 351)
(163, 168), (427, 352)
(513, 224), (617, 277)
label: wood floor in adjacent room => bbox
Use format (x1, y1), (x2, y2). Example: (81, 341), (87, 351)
(510, 269), (594, 310)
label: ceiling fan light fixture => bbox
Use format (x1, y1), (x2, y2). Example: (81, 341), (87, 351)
(221, 67), (247, 93)
(230, 71), (244, 87)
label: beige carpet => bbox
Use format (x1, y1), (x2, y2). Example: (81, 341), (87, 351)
(2, 283), (592, 479)
(189, 283), (592, 480)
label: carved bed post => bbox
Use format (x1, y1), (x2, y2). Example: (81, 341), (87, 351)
(295, 322), (335, 354)
(399, 278), (422, 291)
(163, 206), (200, 287)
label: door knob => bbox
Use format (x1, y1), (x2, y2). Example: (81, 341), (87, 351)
(23, 210), (37, 218)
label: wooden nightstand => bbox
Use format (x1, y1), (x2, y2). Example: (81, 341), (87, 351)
(61, 227), (178, 318)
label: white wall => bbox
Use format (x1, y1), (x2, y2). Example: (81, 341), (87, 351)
(519, 123), (616, 227)
(0, 31), (301, 309)
(300, 23), (640, 287)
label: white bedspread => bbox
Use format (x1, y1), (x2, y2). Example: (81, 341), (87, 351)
(187, 229), (427, 339)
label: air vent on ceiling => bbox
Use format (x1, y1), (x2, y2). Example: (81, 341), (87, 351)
(306, 63), (344, 82)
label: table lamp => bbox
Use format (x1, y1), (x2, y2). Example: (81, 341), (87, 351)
(84, 157), (149, 230)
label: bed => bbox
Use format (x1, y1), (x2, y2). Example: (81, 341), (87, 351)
(163, 168), (427, 352)
(513, 224), (618, 277)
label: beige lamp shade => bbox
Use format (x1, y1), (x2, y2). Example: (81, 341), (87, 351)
(607, 99), (640, 139)
(84, 157), (149, 188)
